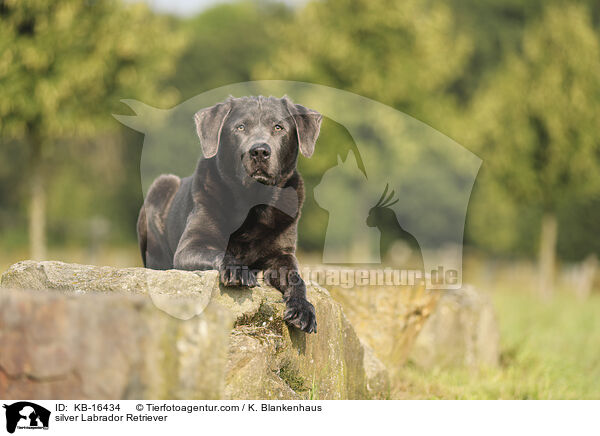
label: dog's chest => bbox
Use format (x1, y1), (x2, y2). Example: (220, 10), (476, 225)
(229, 204), (291, 245)
(243, 205), (283, 235)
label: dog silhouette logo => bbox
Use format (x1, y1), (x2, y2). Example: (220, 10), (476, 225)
(2, 402), (50, 434)
(115, 81), (482, 290)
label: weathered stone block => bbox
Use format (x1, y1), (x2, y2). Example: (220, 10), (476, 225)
(409, 285), (500, 369)
(1, 261), (390, 399)
(0, 289), (232, 399)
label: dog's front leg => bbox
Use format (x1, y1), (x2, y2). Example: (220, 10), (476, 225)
(173, 245), (222, 271)
(264, 254), (317, 334)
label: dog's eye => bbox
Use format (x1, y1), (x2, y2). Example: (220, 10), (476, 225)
(236, 124), (245, 131)
(273, 124), (283, 131)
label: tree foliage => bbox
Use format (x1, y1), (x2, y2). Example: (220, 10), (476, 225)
(0, 0), (182, 139)
(169, 1), (292, 99)
(256, 0), (472, 125)
(0, 0), (184, 256)
(467, 4), (600, 257)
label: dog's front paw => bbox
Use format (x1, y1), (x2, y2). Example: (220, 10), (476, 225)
(284, 297), (317, 334)
(219, 264), (258, 287)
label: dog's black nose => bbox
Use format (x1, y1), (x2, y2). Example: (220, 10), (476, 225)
(249, 143), (271, 160)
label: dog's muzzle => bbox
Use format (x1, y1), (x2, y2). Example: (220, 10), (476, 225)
(245, 143), (275, 184)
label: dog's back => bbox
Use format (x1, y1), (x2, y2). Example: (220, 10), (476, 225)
(137, 174), (182, 269)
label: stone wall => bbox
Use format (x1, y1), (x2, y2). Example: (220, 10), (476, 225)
(0, 261), (391, 400)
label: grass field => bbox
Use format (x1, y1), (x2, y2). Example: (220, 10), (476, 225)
(392, 289), (600, 399)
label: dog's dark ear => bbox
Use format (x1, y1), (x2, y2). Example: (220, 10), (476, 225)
(194, 101), (232, 158)
(284, 98), (322, 158)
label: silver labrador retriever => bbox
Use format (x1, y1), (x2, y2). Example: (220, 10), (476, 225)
(137, 96), (322, 333)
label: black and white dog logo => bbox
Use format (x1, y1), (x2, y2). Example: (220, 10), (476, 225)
(2, 402), (50, 434)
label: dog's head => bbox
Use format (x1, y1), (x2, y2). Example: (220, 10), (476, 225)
(194, 96), (322, 186)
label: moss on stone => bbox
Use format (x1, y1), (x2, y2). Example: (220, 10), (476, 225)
(235, 300), (285, 337)
(277, 362), (308, 393)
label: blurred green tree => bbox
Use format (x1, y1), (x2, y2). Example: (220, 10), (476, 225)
(0, 0), (183, 259)
(255, 0), (472, 124)
(169, 1), (293, 99)
(467, 4), (600, 296)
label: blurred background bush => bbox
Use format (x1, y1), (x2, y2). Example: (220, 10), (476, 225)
(1, 0), (600, 398)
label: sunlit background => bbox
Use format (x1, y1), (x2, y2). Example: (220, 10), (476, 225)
(1, 0), (599, 398)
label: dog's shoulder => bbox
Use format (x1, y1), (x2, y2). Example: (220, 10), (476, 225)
(285, 169), (305, 206)
(190, 158), (224, 203)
